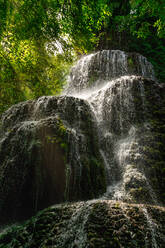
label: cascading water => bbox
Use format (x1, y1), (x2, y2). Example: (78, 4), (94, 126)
(1, 50), (165, 248)
(65, 50), (156, 204)
(63, 50), (160, 247)
(66, 50), (155, 94)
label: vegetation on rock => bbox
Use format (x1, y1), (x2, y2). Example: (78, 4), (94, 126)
(0, 201), (165, 248)
(0, 1), (165, 247)
(0, 95), (106, 224)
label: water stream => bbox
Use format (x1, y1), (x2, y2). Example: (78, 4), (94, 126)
(64, 50), (159, 246)
(0, 50), (162, 247)
(65, 51), (155, 202)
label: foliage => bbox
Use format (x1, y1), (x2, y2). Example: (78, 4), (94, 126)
(129, 0), (165, 38)
(128, 0), (165, 82)
(96, 0), (165, 83)
(0, 0), (165, 115)
(0, 0), (111, 115)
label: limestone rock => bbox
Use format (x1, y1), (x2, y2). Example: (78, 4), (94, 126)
(66, 50), (155, 94)
(0, 200), (165, 248)
(0, 95), (106, 224)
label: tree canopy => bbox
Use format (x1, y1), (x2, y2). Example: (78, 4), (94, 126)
(0, 0), (165, 114)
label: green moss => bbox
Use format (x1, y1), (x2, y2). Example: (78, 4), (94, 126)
(79, 156), (106, 200)
(45, 118), (68, 154)
(129, 187), (149, 203)
(90, 157), (106, 194)
(127, 57), (134, 69)
(1, 201), (165, 247)
(57, 119), (67, 136)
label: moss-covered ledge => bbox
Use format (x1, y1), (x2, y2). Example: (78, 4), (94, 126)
(0, 200), (165, 248)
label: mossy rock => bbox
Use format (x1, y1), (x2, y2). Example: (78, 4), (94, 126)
(0, 200), (165, 248)
(0, 95), (106, 224)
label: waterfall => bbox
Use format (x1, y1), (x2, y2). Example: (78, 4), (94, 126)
(1, 50), (164, 248)
(63, 50), (161, 247)
(66, 50), (155, 94)
(54, 201), (93, 247)
(142, 207), (158, 248)
(64, 50), (157, 204)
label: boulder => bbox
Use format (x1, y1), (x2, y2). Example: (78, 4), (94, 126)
(0, 95), (106, 224)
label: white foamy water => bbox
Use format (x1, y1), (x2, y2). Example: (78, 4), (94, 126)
(64, 50), (157, 206)
(55, 202), (92, 248)
(142, 207), (158, 248)
(66, 50), (156, 95)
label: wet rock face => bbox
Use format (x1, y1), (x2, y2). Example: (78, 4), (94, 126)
(0, 200), (165, 248)
(0, 49), (165, 226)
(66, 50), (155, 94)
(65, 50), (165, 205)
(90, 76), (148, 135)
(0, 95), (106, 224)
(82, 67), (165, 205)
